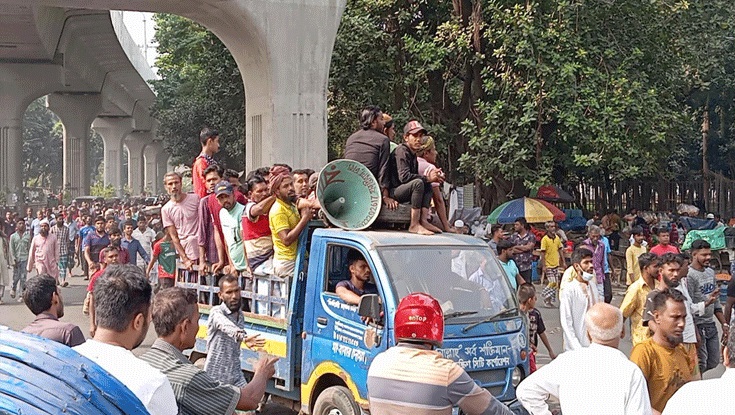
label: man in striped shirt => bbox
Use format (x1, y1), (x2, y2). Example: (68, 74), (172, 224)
(140, 288), (278, 414)
(367, 293), (512, 415)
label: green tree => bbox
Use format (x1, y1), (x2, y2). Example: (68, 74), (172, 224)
(151, 14), (245, 171)
(22, 98), (63, 189)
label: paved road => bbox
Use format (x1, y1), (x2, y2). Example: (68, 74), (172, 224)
(0, 268), (724, 412)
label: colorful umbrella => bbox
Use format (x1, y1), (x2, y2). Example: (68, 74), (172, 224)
(530, 185), (575, 203)
(487, 197), (567, 224)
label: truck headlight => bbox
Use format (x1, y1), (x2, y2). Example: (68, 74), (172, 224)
(511, 366), (524, 387)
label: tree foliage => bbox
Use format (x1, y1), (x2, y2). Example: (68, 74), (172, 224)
(328, 0), (735, 206)
(22, 98), (62, 189)
(151, 14), (245, 170)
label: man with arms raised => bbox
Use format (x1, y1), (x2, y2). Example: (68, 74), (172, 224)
(141, 288), (278, 414)
(205, 274), (266, 386)
(22, 274), (85, 347)
(517, 303), (651, 415)
(74, 265), (178, 415)
(161, 172), (200, 271)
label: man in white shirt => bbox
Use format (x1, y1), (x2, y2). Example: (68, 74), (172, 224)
(559, 247), (601, 350)
(517, 302), (652, 415)
(74, 264), (177, 415)
(132, 215), (156, 269)
(662, 324), (735, 415)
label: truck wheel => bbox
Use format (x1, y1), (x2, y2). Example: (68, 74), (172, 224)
(313, 385), (360, 415)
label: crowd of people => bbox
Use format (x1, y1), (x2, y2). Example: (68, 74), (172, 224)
(3, 105), (735, 414)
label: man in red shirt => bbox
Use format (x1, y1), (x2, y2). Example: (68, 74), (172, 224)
(87, 246), (120, 336)
(650, 227), (680, 256)
(192, 127), (221, 198)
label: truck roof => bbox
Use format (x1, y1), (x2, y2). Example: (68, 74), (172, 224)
(313, 227), (490, 248)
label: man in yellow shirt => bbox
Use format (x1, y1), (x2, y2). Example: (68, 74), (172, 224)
(269, 171), (312, 278)
(539, 221), (564, 307)
(626, 226), (647, 285)
(630, 288), (694, 414)
(620, 252), (660, 347)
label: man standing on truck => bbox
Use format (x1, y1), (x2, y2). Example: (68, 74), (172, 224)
(192, 127), (220, 198)
(141, 287), (278, 415)
(162, 172), (200, 271)
(367, 293), (512, 415)
(205, 274), (266, 387)
(269, 170), (312, 279)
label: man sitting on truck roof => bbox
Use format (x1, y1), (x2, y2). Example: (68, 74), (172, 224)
(141, 288), (278, 415)
(336, 250), (377, 306)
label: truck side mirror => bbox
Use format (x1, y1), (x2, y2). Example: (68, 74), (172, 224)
(358, 294), (382, 322)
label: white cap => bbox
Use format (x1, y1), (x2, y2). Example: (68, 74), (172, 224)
(454, 220), (465, 228)
(706, 213), (715, 219)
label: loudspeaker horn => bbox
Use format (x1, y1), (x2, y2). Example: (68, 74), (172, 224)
(317, 159), (381, 230)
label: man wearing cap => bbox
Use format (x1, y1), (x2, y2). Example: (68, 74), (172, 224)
(343, 106), (399, 211)
(388, 120), (444, 235)
(27, 219), (60, 284)
(215, 181), (249, 278)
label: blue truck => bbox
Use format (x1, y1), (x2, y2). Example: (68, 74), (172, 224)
(180, 223), (529, 414)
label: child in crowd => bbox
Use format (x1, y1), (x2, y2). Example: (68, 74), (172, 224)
(146, 232), (177, 292)
(518, 283), (556, 373)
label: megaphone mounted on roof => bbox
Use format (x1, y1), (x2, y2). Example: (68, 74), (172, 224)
(317, 159), (382, 230)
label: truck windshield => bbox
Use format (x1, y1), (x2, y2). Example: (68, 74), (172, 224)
(377, 246), (517, 320)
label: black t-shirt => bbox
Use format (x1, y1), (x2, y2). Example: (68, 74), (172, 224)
(727, 278), (735, 298)
(528, 308), (546, 347)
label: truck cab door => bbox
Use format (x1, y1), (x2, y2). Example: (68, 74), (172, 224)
(304, 242), (386, 404)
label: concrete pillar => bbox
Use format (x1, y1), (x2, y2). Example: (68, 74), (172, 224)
(143, 141), (165, 194)
(92, 117), (134, 197)
(46, 93), (102, 198)
(124, 131), (150, 195)
(0, 64), (61, 199)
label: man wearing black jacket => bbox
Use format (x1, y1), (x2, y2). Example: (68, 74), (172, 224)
(390, 121), (444, 235)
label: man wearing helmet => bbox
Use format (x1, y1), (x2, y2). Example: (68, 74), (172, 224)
(367, 293), (512, 415)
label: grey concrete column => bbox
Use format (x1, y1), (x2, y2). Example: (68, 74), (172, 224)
(157, 155), (171, 190)
(46, 93), (102, 198)
(143, 141), (165, 194)
(92, 117), (134, 196)
(124, 131), (150, 195)
(0, 64), (61, 199)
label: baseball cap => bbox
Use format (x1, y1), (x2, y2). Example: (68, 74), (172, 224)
(403, 120), (427, 136)
(214, 180), (234, 196)
(706, 213), (715, 219)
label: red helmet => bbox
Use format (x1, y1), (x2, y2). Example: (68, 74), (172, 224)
(394, 293), (444, 347)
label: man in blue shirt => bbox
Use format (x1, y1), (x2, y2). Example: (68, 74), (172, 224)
(121, 219), (150, 268)
(497, 239), (525, 290)
(78, 215), (95, 279)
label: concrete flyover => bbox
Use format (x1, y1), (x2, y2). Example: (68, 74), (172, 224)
(0, 6), (162, 198)
(0, 0), (347, 199)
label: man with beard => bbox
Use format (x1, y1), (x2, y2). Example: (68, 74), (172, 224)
(74, 265), (177, 415)
(243, 175), (276, 274)
(204, 274), (266, 386)
(643, 253), (702, 380)
(620, 253), (660, 347)
(215, 181), (251, 312)
(630, 289), (694, 414)
(162, 172), (200, 271)
(686, 239), (727, 375)
(26, 219), (60, 284)
(49, 217), (70, 286)
(141, 288), (278, 414)
(83, 216), (109, 279)
(22, 274), (84, 347)
(104, 228), (129, 264)
(268, 171), (312, 279)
